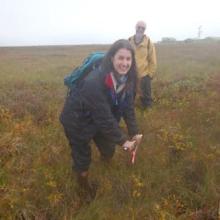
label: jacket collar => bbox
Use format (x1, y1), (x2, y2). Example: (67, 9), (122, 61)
(104, 72), (126, 94)
(131, 35), (149, 47)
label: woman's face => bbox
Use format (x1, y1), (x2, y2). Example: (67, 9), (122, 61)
(111, 48), (132, 75)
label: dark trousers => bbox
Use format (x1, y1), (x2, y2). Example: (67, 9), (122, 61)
(140, 75), (152, 108)
(63, 127), (115, 173)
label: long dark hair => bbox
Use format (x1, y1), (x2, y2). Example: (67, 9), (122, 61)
(101, 39), (137, 92)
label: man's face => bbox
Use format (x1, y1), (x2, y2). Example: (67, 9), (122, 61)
(136, 25), (145, 36)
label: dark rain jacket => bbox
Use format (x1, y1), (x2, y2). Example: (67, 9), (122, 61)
(60, 69), (138, 146)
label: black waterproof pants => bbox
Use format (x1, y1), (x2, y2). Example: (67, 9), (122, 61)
(62, 127), (115, 173)
(140, 75), (152, 108)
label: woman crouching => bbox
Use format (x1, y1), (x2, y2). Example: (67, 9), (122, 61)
(60, 39), (142, 200)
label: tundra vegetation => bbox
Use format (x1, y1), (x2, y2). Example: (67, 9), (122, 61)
(0, 42), (220, 219)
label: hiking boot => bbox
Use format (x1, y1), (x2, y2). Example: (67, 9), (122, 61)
(76, 172), (98, 203)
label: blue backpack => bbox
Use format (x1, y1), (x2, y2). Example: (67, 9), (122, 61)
(64, 51), (105, 89)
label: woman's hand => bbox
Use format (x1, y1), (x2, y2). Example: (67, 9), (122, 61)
(131, 134), (143, 147)
(122, 140), (136, 152)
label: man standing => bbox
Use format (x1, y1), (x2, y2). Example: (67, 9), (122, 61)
(129, 21), (157, 109)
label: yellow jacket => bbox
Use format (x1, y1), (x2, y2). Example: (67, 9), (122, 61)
(129, 35), (157, 78)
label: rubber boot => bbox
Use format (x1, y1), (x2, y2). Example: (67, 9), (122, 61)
(77, 171), (97, 203)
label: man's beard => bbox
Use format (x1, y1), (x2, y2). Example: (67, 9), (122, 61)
(135, 33), (144, 44)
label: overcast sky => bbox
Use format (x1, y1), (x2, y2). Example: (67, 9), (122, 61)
(0, 0), (219, 46)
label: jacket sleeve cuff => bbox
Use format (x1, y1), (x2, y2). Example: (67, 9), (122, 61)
(118, 135), (127, 146)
